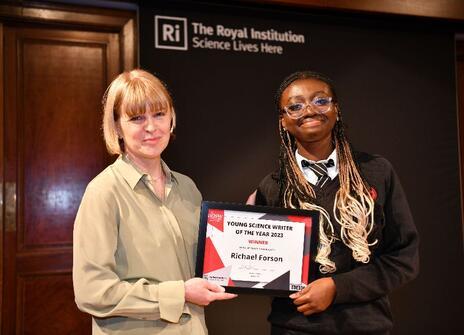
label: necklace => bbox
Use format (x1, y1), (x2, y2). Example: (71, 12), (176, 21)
(149, 173), (165, 201)
(149, 173), (165, 183)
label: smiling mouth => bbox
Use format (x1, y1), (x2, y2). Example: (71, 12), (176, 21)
(143, 137), (161, 142)
(298, 115), (326, 126)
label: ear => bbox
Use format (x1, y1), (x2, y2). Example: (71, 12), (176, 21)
(334, 104), (340, 121)
(280, 117), (288, 130)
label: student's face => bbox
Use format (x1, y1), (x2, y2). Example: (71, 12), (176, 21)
(118, 107), (172, 162)
(280, 78), (338, 145)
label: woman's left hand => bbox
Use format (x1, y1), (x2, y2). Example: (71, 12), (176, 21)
(289, 277), (336, 316)
(185, 278), (237, 306)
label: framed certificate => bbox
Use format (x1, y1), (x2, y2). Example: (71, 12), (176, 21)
(195, 201), (320, 296)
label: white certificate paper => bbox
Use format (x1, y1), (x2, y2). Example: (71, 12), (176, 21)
(201, 207), (313, 292)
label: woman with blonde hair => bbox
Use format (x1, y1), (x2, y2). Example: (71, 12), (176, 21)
(73, 69), (235, 334)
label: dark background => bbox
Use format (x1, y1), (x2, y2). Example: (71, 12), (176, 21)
(140, 1), (464, 333)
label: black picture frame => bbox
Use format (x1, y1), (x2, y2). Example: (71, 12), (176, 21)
(195, 201), (320, 296)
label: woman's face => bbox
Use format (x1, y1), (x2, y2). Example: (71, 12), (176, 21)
(118, 107), (172, 162)
(280, 78), (338, 146)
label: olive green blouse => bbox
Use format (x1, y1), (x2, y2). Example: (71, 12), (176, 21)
(73, 155), (207, 334)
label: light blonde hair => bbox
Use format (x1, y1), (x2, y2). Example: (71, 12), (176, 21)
(102, 69), (176, 155)
(277, 71), (376, 274)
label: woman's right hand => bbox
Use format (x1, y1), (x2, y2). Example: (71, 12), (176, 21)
(246, 190), (257, 205)
(185, 278), (237, 306)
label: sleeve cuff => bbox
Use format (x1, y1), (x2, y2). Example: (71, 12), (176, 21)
(158, 280), (185, 323)
(332, 274), (352, 304)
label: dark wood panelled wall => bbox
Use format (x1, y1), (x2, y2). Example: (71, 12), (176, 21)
(457, 41), (464, 245)
(0, 2), (136, 334)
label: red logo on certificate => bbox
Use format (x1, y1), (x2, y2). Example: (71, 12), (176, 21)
(207, 209), (224, 232)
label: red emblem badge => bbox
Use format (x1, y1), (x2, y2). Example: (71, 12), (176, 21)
(369, 187), (378, 201)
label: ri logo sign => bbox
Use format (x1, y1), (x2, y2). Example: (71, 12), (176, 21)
(155, 15), (188, 50)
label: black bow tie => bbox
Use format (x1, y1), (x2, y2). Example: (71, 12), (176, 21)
(301, 158), (334, 187)
(301, 158), (334, 169)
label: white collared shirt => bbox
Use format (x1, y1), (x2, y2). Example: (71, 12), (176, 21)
(295, 149), (339, 185)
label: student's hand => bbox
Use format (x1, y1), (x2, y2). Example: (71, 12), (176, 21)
(289, 277), (336, 316)
(246, 190), (257, 205)
(185, 278), (237, 306)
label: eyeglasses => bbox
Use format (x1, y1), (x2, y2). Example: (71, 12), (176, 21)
(282, 96), (334, 119)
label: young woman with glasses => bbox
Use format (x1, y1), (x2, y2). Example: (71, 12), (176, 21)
(249, 70), (419, 335)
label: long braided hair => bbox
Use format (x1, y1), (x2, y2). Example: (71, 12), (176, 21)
(277, 71), (376, 273)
